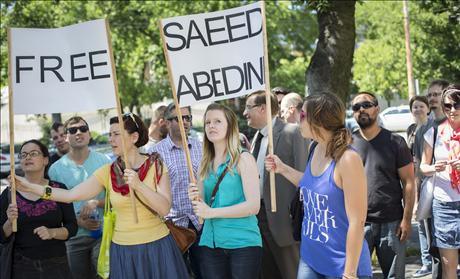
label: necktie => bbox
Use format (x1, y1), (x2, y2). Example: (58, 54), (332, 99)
(252, 132), (264, 159)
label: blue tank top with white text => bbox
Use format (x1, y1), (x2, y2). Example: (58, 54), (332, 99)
(299, 150), (372, 277)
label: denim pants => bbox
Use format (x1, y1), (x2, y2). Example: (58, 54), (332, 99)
(418, 219), (432, 266)
(297, 259), (372, 279)
(200, 246), (262, 279)
(12, 251), (71, 279)
(183, 221), (203, 279)
(66, 236), (101, 279)
(364, 220), (406, 279)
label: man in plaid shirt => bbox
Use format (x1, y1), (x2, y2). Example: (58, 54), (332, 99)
(150, 103), (203, 278)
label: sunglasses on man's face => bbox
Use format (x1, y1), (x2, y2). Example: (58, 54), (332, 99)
(444, 102), (460, 111)
(168, 115), (192, 122)
(352, 101), (376, 112)
(66, 125), (89, 134)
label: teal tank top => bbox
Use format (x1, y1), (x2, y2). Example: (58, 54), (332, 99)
(199, 155), (262, 249)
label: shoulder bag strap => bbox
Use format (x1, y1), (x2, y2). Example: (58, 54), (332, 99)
(209, 165), (229, 207)
(431, 126), (438, 164)
(133, 191), (156, 215)
(104, 185), (111, 213)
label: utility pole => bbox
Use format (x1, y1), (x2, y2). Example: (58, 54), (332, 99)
(403, 0), (415, 99)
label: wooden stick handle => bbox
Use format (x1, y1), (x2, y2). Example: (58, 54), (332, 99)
(7, 28), (17, 232)
(158, 19), (202, 224)
(105, 19), (138, 223)
(261, 2), (276, 212)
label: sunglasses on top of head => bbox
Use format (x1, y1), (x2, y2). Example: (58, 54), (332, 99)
(66, 125), (89, 134)
(352, 101), (376, 112)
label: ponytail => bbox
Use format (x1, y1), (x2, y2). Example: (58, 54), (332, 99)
(326, 127), (351, 161)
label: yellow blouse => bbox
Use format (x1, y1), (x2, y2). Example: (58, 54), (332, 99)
(94, 163), (169, 245)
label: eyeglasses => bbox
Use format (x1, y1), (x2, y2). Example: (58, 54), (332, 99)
(300, 111), (306, 122)
(245, 104), (260, 111)
(427, 92), (442, 98)
(18, 150), (42, 160)
(123, 112), (139, 129)
(66, 125), (89, 134)
(444, 102), (460, 111)
(352, 101), (376, 112)
(168, 115), (192, 122)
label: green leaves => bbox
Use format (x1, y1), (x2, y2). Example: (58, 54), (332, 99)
(1, 1), (317, 114)
(354, 1), (459, 100)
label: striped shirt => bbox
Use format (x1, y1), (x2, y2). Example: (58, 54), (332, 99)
(151, 135), (203, 230)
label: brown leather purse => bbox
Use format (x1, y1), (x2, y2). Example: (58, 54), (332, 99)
(133, 192), (196, 254)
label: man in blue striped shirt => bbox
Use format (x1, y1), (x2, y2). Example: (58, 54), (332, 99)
(150, 103), (203, 278)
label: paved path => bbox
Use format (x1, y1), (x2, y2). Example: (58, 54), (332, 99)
(371, 222), (430, 279)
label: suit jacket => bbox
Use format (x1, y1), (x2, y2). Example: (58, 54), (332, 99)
(252, 118), (309, 247)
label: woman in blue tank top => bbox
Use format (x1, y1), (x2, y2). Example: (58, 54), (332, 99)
(189, 103), (262, 279)
(265, 93), (372, 279)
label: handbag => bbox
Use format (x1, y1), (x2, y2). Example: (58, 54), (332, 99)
(133, 192), (196, 254)
(97, 188), (116, 279)
(415, 126), (438, 221)
(416, 175), (436, 221)
(0, 189), (15, 279)
(290, 142), (317, 241)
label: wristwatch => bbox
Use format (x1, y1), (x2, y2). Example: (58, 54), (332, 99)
(42, 185), (52, 200)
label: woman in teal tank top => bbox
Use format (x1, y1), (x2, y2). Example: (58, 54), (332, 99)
(189, 103), (262, 279)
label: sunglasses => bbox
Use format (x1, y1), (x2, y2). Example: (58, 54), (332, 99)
(444, 102), (460, 111)
(168, 115), (192, 122)
(427, 92), (442, 98)
(66, 125), (89, 134)
(352, 101), (376, 112)
(123, 112), (139, 129)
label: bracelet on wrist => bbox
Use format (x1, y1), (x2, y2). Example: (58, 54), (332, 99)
(41, 185), (52, 200)
(343, 274), (358, 279)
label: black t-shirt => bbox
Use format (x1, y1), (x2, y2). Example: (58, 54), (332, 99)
(352, 129), (412, 223)
(0, 181), (77, 259)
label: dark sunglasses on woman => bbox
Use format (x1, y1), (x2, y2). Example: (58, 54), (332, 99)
(444, 102), (460, 111)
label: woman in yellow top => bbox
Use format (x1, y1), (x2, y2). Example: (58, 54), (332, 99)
(15, 113), (189, 279)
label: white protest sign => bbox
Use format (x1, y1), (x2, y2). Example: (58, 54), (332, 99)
(161, 2), (265, 107)
(9, 19), (116, 114)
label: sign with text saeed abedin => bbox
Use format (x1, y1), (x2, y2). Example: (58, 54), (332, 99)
(161, 2), (266, 107)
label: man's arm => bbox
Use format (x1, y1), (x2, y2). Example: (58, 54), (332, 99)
(397, 162), (415, 242)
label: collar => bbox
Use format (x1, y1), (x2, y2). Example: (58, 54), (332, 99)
(165, 134), (193, 151)
(259, 117), (278, 137)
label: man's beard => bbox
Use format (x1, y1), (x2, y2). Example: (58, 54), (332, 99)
(357, 113), (377, 129)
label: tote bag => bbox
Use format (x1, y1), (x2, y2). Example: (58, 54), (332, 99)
(415, 174), (436, 221)
(97, 189), (116, 279)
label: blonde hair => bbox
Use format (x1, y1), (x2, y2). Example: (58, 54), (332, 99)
(199, 103), (241, 179)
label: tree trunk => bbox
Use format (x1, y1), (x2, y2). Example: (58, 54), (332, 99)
(306, 1), (356, 102)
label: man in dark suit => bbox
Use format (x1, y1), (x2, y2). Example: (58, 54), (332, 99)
(243, 90), (309, 279)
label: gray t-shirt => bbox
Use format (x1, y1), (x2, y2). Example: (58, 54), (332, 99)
(414, 116), (446, 162)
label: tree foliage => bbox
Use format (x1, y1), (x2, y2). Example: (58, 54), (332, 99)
(353, 1), (459, 100)
(0, 0), (317, 117)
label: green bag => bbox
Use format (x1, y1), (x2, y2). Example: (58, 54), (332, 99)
(97, 189), (116, 279)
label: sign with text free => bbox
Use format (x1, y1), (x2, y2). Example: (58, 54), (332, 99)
(9, 19), (116, 114)
(161, 2), (265, 107)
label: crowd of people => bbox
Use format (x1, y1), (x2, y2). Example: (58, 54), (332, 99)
(0, 81), (459, 279)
